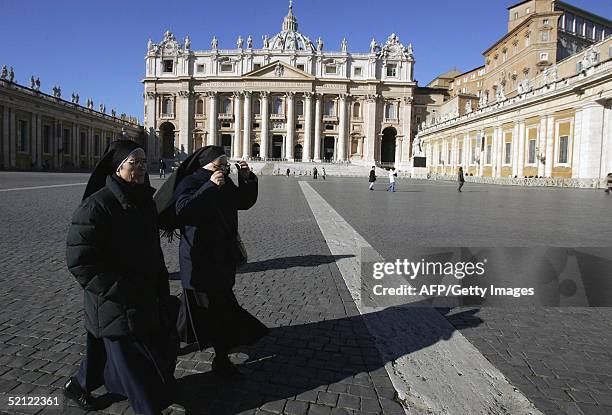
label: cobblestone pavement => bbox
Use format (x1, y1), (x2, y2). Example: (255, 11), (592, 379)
(0, 172), (610, 415)
(311, 177), (612, 415)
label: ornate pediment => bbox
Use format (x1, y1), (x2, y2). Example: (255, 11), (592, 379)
(148, 30), (185, 57)
(243, 61), (314, 80)
(380, 33), (413, 60)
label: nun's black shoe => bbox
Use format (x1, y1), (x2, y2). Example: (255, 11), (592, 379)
(212, 358), (245, 380)
(63, 377), (99, 411)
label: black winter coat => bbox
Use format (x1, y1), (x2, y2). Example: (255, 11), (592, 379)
(174, 168), (258, 292)
(66, 176), (171, 338)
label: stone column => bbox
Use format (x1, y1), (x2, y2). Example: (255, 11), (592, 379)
(9, 108), (16, 168)
(577, 101), (606, 179)
(394, 137), (402, 168)
(281, 135), (286, 159)
(74, 123), (80, 167)
(303, 92), (313, 161)
(495, 126), (503, 178)
(260, 92), (269, 159)
(35, 114), (42, 168)
(145, 92), (157, 159)
(544, 115), (554, 177)
(285, 92), (295, 161)
(478, 131), (485, 177)
(517, 121), (525, 177)
(233, 91), (242, 159)
(538, 117), (546, 177)
(365, 94), (378, 163)
(2, 107), (9, 168)
(571, 108), (582, 177)
(242, 91), (252, 159)
(208, 91), (218, 146)
(603, 101), (612, 179)
(178, 91), (191, 155)
(338, 94), (348, 161)
(314, 93), (322, 162)
(512, 123), (520, 177)
(400, 96), (413, 168)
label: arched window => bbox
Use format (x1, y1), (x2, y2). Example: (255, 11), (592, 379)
(253, 99), (261, 115)
(385, 103), (396, 119)
(163, 98), (173, 115)
(274, 98), (283, 114)
(325, 100), (335, 116)
(196, 99), (204, 115)
(222, 98), (232, 114)
(296, 100), (304, 116)
(352, 102), (361, 118)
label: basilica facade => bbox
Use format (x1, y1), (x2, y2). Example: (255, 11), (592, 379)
(143, 3), (416, 167)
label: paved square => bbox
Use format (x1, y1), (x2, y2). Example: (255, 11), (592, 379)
(0, 172), (610, 415)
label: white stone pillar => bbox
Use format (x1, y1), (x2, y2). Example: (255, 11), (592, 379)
(303, 92), (313, 161)
(285, 92), (295, 161)
(260, 92), (269, 159)
(178, 91), (191, 155)
(365, 95), (377, 163)
(463, 134), (469, 169)
(232, 91), (242, 159)
(208, 91), (218, 146)
(495, 126), (503, 178)
(577, 101), (606, 179)
(400, 96), (413, 169)
(538, 117), (547, 177)
(511, 123), (520, 177)
(517, 121), (525, 177)
(145, 92), (157, 159)
(281, 135), (286, 159)
(338, 94), (348, 161)
(572, 108), (582, 177)
(394, 137), (402, 168)
(314, 93), (322, 162)
(9, 108), (16, 168)
(603, 101), (612, 179)
(2, 107), (9, 168)
(35, 114), (42, 168)
(74, 123), (80, 167)
(544, 115), (554, 177)
(243, 91), (252, 158)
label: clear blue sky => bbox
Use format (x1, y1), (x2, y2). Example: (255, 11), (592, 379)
(2, 0), (611, 123)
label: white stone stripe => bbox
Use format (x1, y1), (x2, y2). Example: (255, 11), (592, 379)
(0, 183), (87, 192)
(299, 181), (542, 415)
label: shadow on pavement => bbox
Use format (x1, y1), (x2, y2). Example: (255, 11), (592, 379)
(172, 302), (483, 414)
(236, 254), (355, 273)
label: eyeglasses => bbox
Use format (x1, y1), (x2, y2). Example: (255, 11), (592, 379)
(126, 158), (148, 167)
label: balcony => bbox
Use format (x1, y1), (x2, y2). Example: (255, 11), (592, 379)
(160, 113), (174, 119)
(218, 113), (233, 121)
(322, 115), (338, 123)
(270, 113), (285, 121)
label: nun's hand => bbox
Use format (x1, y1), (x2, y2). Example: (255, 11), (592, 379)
(237, 160), (250, 179)
(210, 170), (225, 186)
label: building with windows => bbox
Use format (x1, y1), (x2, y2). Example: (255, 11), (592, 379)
(418, 0), (612, 184)
(143, 2), (416, 167)
(0, 79), (142, 170)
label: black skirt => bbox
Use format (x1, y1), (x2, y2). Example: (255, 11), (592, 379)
(177, 287), (269, 351)
(76, 331), (177, 415)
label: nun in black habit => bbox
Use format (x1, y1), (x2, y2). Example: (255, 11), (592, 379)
(155, 146), (268, 379)
(65, 140), (178, 414)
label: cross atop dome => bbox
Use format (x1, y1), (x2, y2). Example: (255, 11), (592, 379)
(282, 0), (298, 32)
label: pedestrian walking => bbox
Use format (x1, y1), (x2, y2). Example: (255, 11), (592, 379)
(386, 168), (397, 192)
(368, 166), (376, 190)
(65, 140), (178, 414)
(322, 167), (326, 180)
(159, 159), (166, 179)
(458, 167), (465, 192)
(605, 172), (612, 194)
(156, 146), (268, 380)
(313, 167), (318, 180)
(286, 168), (290, 177)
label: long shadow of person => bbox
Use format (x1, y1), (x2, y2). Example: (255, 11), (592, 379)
(173, 301), (483, 415)
(237, 254), (355, 274)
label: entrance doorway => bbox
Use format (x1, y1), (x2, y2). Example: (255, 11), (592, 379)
(272, 135), (283, 158)
(221, 134), (232, 157)
(323, 136), (335, 161)
(160, 122), (175, 159)
(252, 143), (260, 159)
(381, 127), (397, 166)
(294, 144), (303, 161)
